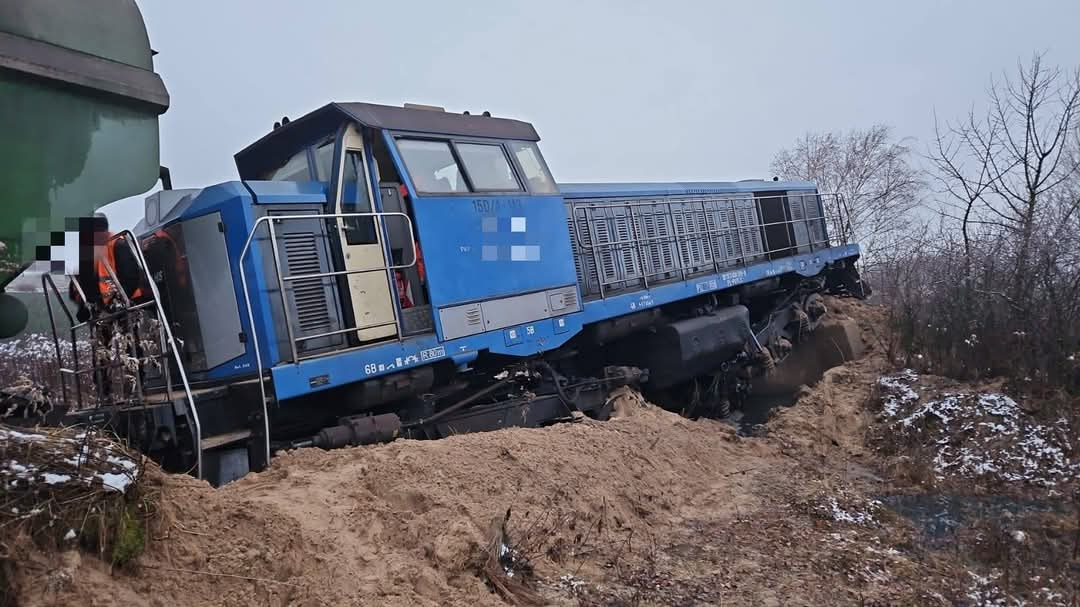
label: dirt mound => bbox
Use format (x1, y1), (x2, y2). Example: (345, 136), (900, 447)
(9, 297), (1074, 606)
(11, 392), (758, 606)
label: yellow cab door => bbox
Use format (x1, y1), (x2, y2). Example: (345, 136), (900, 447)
(331, 124), (398, 342)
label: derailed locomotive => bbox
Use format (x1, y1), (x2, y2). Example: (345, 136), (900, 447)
(43, 102), (867, 485)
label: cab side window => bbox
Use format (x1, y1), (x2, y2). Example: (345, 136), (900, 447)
(396, 139), (469, 194)
(313, 141), (335, 181)
(508, 141), (557, 194)
(456, 143), (520, 192)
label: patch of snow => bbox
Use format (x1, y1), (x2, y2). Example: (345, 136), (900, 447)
(107, 454), (138, 472)
(0, 428), (48, 442)
(883, 386), (1078, 487)
(6, 460), (33, 476)
(99, 472), (134, 492)
(557, 574), (588, 594)
(2, 429), (142, 494)
(826, 497), (880, 526)
(965, 569), (1069, 607)
(42, 473), (72, 485)
(63, 529), (76, 541)
(877, 369), (919, 418)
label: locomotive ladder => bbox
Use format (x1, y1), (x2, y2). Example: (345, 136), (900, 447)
(41, 230), (203, 478)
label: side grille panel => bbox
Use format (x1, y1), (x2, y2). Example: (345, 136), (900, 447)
(283, 232), (333, 334)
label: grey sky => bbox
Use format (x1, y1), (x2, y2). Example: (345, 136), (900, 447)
(101, 0), (1080, 228)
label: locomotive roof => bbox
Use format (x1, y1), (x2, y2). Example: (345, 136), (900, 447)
(557, 180), (818, 198)
(235, 102), (539, 179)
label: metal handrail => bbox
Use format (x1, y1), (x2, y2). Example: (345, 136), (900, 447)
(39, 230), (203, 479)
(574, 214), (840, 252)
(237, 211), (417, 467)
(570, 192), (841, 252)
(569, 191), (844, 297)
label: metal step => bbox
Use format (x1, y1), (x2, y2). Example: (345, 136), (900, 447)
(201, 429), (252, 451)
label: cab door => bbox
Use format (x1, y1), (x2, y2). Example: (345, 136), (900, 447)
(330, 124), (398, 342)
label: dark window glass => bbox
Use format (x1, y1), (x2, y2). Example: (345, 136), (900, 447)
(313, 141), (334, 181)
(341, 150), (377, 245)
(456, 143), (520, 191)
(263, 150), (312, 181)
(396, 139), (469, 193)
(508, 141), (557, 194)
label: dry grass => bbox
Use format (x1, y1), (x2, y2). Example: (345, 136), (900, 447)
(0, 423), (151, 603)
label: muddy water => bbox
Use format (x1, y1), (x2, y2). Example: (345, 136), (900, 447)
(880, 494), (1066, 545)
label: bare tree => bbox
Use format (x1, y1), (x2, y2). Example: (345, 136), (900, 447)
(930, 53), (1080, 314)
(771, 125), (922, 267)
(905, 54), (1080, 392)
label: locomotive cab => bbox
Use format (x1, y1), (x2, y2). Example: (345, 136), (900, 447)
(234, 102), (575, 368)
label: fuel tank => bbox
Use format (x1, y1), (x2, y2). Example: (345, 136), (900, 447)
(616, 305), (751, 389)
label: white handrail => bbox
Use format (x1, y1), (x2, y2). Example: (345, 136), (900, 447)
(237, 211), (416, 467)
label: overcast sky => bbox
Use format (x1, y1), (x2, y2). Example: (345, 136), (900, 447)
(99, 0), (1080, 230)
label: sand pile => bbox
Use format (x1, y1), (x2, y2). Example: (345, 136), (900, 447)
(9, 387), (769, 606)
(12, 298), (1071, 606)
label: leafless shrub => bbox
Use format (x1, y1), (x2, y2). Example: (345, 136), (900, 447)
(1, 306), (168, 421)
(471, 508), (545, 606)
(872, 54), (1080, 398)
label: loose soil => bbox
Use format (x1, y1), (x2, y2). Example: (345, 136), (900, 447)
(5, 297), (1077, 606)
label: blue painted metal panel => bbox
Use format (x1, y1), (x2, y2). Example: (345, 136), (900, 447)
(203, 195), (278, 379)
(177, 181), (252, 219)
(266, 243), (859, 402)
(409, 194), (579, 307)
(269, 310), (584, 400)
(164, 184), (285, 380)
(244, 180), (329, 204)
(171, 181), (338, 378)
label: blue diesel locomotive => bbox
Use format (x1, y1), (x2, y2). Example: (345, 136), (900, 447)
(44, 102), (866, 485)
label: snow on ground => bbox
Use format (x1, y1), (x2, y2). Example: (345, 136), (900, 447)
(877, 368), (919, 417)
(1, 426), (140, 496)
(965, 570), (1070, 607)
(876, 372), (1078, 488)
(824, 495), (882, 526)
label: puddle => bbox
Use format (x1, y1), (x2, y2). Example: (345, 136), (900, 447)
(879, 494), (1066, 545)
(734, 392), (798, 433)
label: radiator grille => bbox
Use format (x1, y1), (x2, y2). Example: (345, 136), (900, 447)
(282, 232), (332, 334)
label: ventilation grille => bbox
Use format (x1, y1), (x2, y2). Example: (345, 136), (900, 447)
(283, 232), (332, 334)
(464, 306), (483, 326)
(561, 289), (578, 310)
